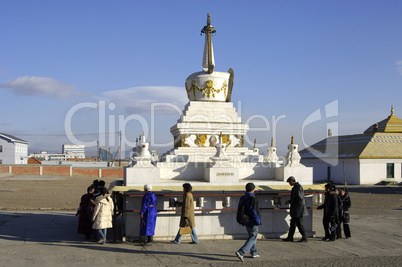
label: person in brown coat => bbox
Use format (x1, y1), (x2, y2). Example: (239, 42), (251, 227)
(171, 183), (199, 244)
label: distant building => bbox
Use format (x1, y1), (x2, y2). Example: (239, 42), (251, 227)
(0, 133), (29, 164)
(29, 151), (67, 161)
(300, 107), (402, 185)
(29, 144), (85, 162)
(62, 144), (85, 159)
(99, 147), (113, 162)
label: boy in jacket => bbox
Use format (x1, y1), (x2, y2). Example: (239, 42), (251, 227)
(235, 183), (261, 262)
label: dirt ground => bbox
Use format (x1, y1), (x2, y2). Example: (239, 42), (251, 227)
(0, 174), (401, 217)
(0, 175), (121, 211)
(1, 174), (401, 266)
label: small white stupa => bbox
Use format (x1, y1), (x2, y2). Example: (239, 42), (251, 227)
(264, 137), (279, 167)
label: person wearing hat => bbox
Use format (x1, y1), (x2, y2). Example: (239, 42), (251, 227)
(139, 184), (157, 245)
(235, 182), (261, 262)
(282, 176), (309, 242)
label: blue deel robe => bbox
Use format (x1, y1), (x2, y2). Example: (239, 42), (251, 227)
(140, 191), (157, 236)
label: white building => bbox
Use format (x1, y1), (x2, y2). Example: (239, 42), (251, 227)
(62, 144), (85, 159)
(29, 151), (67, 161)
(0, 133), (29, 164)
(300, 107), (402, 185)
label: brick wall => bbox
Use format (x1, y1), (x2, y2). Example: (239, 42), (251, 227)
(43, 166), (70, 176)
(0, 166), (9, 173)
(0, 165), (124, 178)
(12, 166), (40, 175)
(101, 168), (124, 178)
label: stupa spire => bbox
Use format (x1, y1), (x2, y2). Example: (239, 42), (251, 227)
(201, 13), (216, 74)
(391, 105), (395, 116)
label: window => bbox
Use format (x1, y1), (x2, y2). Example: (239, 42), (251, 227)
(386, 163), (394, 178)
(0, 145), (2, 152)
(0, 159), (2, 164)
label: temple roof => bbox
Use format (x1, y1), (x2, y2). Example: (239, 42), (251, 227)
(364, 106), (402, 133)
(299, 133), (402, 159)
(300, 107), (402, 159)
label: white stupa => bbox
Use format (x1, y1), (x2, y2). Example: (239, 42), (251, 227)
(125, 14), (313, 185)
(119, 14), (318, 242)
(162, 14), (257, 164)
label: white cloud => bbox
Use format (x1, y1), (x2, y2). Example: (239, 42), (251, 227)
(102, 86), (188, 114)
(396, 60), (402, 75)
(0, 76), (75, 98)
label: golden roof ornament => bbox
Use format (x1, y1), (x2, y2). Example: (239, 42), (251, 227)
(291, 135), (294, 144)
(185, 14), (234, 102)
(391, 105), (395, 116)
(253, 139), (257, 148)
(201, 13), (216, 74)
(271, 137), (274, 147)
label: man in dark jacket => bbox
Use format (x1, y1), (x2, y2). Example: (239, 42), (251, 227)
(235, 183), (261, 262)
(318, 183), (339, 241)
(282, 176), (308, 242)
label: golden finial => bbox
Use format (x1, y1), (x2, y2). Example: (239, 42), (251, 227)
(253, 139), (257, 148)
(201, 13), (216, 74)
(391, 105), (395, 116)
(291, 135), (294, 144)
(271, 137), (274, 147)
(142, 131), (145, 136)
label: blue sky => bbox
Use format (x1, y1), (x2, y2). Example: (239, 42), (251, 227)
(1, 0), (401, 157)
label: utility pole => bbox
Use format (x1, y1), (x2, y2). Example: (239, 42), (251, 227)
(342, 161), (347, 188)
(97, 141), (99, 161)
(119, 131), (122, 166)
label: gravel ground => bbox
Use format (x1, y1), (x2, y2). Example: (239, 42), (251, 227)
(0, 174), (401, 266)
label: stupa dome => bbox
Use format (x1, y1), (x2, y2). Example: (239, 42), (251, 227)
(185, 14), (234, 102)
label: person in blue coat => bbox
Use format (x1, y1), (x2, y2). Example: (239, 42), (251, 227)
(140, 184), (157, 245)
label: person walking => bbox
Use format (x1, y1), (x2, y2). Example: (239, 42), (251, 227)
(171, 183), (199, 244)
(235, 183), (261, 262)
(337, 187), (352, 238)
(139, 184), (157, 245)
(318, 183), (339, 241)
(92, 187), (113, 244)
(282, 176), (309, 242)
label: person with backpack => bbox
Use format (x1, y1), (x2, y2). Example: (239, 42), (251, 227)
(235, 183), (261, 262)
(282, 176), (309, 242)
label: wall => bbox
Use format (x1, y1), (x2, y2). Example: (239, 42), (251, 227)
(360, 159), (402, 184)
(42, 166), (70, 176)
(12, 166), (40, 175)
(0, 139), (15, 164)
(0, 164), (124, 178)
(122, 190), (316, 241)
(300, 157), (392, 185)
